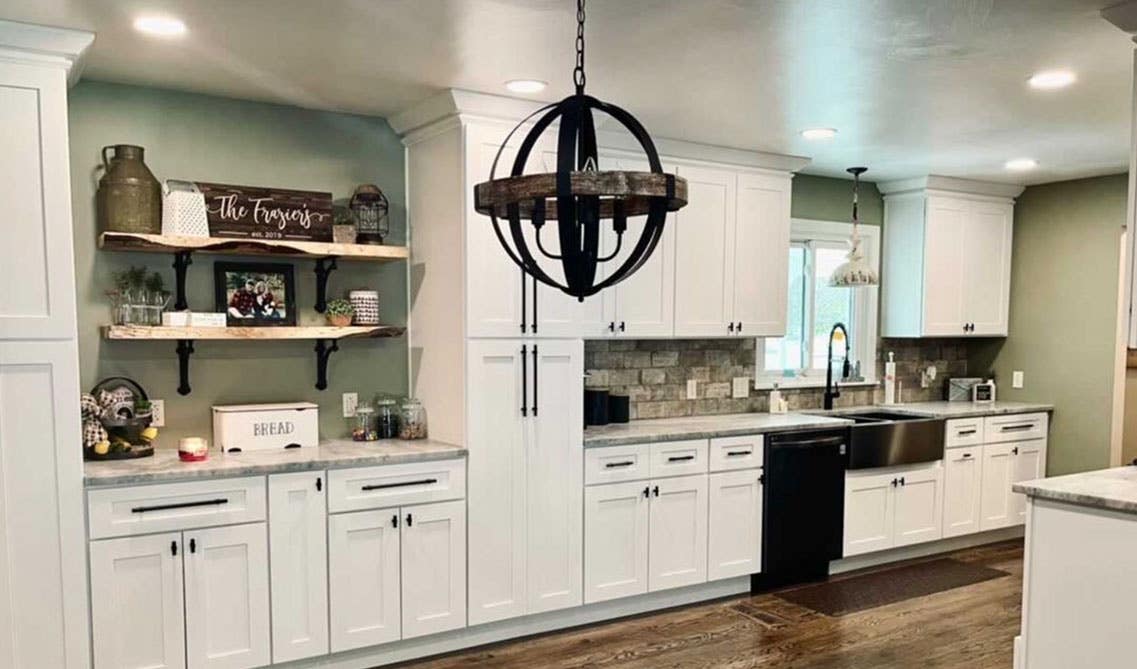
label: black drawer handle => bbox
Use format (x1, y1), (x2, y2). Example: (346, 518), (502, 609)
(956, 429), (977, 436)
(605, 461), (634, 469)
(726, 450), (752, 457)
(131, 498), (229, 514)
(667, 455), (695, 462)
(361, 478), (438, 491)
(962, 452), (973, 459)
(1001, 423), (1035, 432)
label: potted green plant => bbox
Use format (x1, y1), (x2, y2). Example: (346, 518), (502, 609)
(325, 298), (355, 327)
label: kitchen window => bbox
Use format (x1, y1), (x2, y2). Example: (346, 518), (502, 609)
(756, 219), (879, 388)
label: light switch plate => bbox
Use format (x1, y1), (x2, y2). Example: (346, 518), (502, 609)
(1012, 370), (1024, 389)
(150, 399), (165, 427)
(686, 380), (698, 400)
(342, 392), (358, 418)
(732, 377), (749, 399)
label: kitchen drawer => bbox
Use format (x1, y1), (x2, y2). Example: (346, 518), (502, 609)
(328, 458), (465, 513)
(984, 413), (1048, 444)
(709, 435), (764, 472)
(944, 418), (983, 448)
(649, 439), (708, 478)
(585, 443), (650, 485)
(88, 476), (266, 540)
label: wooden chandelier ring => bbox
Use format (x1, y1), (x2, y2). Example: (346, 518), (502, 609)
(474, 171), (688, 220)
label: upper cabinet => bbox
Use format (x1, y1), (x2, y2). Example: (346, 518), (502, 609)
(879, 177), (1021, 338)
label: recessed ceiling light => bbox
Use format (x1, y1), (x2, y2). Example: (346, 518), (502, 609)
(1005, 158), (1038, 171)
(801, 128), (838, 140)
(1029, 69), (1076, 90)
(133, 15), (187, 38)
(505, 79), (547, 94)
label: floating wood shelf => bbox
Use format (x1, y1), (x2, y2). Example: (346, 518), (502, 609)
(98, 232), (409, 261)
(103, 324), (406, 395)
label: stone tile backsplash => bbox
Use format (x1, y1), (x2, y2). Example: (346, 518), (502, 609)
(584, 337), (978, 420)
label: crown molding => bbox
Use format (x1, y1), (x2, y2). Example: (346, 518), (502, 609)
(0, 20), (94, 84)
(878, 175), (1026, 199)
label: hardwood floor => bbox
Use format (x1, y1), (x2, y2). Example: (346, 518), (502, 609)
(396, 541), (1023, 669)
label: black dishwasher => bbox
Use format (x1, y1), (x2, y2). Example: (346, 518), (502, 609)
(752, 429), (849, 592)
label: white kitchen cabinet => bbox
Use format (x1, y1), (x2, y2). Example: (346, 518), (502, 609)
(708, 469), (763, 580)
(468, 339), (583, 624)
(943, 447), (983, 538)
(732, 173), (792, 336)
(328, 509), (402, 652)
(268, 471), (328, 663)
(183, 522), (271, 669)
(673, 164), (736, 337)
(980, 442), (1017, 531)
(879, 178), (1019, 338)
(90, 532), (186, 669)
(1012, 441), (1047, 523)
(844, 463), (943, 557)
(648, 473), (709, 591)
(401, 500), (467, 638)
(584, 480), (650, 603)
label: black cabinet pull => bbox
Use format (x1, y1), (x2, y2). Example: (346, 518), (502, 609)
(608, 321), (615, 332)
(758, 473), (765, 484)
(361, 478), (438, 491)
(962, 452), (972, 459)
(891, 478), (898, 487)
(531, 275), (538, 333)
(521, 344), (528, 417)
(131, 498), (228, 514)
(171, 540), (178, 556)
(619, 321), (626, 332)
(667, 455), (695, 462)
(1001, 424), (1035, 432)
(1012, 446), (1019, 455)
(726, 450), (752, 457)
(532, 345), (539, 416)
(316, 477), (322, 492)
(391, 514), (398, 528)
(520, 269), (527, 333)
(406, 513), (413, 527)
(899, 476), (906, 486)
(605, 461), (634, 469)
(737, 322), (743, 333)
(642, 486), (650, 498)
(189, 538), (196, 554)
(652, 485), (660, 497)
(728, 322), (735, 333)
(957, 429), (977, 436)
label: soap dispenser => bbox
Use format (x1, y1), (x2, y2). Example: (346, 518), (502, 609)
(883, 352), (897, 405)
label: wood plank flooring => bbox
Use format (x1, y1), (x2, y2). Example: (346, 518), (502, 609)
(395, 541), (1023, 669)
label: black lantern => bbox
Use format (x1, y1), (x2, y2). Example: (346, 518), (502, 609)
(473, 0), (688, 301)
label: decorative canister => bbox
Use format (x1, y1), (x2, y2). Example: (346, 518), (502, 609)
(398, 398), (428, 440)
(352, 405), (378, 441)
(375, 398), (399, 439)
(349, 184), (389, 244)
(98, 144), (161, 234)
(349, 290), (380, 325)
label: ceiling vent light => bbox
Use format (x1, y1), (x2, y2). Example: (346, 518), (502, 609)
(1005, 158), (1038, 171)
(1029, 70), (1075, 90)
(505, 79), (547, 94)
(133, 15), (187, 37)
(801, 127), (838, 140)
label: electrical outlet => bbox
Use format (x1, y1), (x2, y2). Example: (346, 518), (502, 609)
(150, 399), (165, 427)
(342, 392), (358, 418)
(686, 379), (698, 400)
(1012, 370), (1024, 389)
(732, 377), (750, 399)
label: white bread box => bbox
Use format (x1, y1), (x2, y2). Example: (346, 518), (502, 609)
(212, 402), (319, 453)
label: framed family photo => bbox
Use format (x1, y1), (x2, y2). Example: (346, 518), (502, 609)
(213, 262), (296, 326)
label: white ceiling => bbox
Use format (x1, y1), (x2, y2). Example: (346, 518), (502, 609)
(3, 0), (1133, 184)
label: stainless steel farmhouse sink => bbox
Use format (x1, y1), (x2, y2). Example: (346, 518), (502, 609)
(825, 409), (945, 469)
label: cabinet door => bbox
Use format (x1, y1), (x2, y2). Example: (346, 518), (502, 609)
(708, 470), (763, 580)
(1011, 440), (1047, 523)
(980, 442), (1017, 531)
(584, 480), (650, 603)
(844, 471), (896, 557)
(401, 500), (467, 639)
(466, 340), (527, 624)
(673, 165), (736, 337)
(963, 200), (1013, 336)
(732, 173), (791, 337)
(892, 465), (944, 548)
(921, 195), (968, 336)
(268, 471), (328, 663)
(183, 523), (271, 669)
(528, 340), (584, 614)
(328, 509), (401, 652)
(943, 448), (983, 538)
(648, 473), (709, 592)
(90, 533), (185, 669)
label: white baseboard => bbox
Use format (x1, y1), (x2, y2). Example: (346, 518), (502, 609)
(830, 526), (1024, 575)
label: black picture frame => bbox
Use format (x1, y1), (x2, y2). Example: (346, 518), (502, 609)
(213, 261), (297, 326)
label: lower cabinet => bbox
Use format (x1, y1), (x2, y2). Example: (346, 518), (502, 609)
(647, 474), (709, 591)
(943, 447), (982, 538)
(844, 463), (944, 558)
(268, 471), (328, 663)
(980, 440), (1047, 531)
(329, 499), (466, 653)
(90, 522), (271, 669)
(707, 470), (763, 579)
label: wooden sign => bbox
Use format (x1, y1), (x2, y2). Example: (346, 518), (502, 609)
(196, 182), (333, 242)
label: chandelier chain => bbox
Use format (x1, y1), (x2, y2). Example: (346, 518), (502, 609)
(574, 0), (586, 93)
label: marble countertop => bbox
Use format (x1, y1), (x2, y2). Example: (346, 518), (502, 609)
(883, 400), (1054, 418)
(84, 439), (467, 487)
(583, 413), (854, 447)
(1014, 467), (1137, 514)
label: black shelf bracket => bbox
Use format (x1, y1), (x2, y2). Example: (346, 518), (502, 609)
(172, 251), (193, 311)
(313, 257), (338, 313)
(176, 339), (195, 395)
(314, 339), (339, 390)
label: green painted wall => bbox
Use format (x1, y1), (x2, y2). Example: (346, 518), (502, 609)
(971, 174), (1128, 476)
(69, 81), (407, 447)
(792, 173), (883, 225)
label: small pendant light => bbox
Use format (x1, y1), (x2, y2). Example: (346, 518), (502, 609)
(829, 166), (879, 287)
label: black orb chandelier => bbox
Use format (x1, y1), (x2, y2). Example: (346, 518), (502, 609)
(473, 0), (688, 301)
